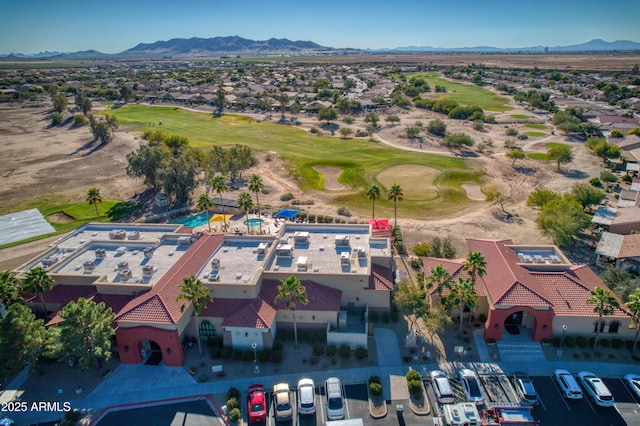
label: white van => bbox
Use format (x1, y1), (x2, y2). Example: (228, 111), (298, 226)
(554, 369), (583, 400)
(325, 377), (345, 420)
(430, 370), (455, 404)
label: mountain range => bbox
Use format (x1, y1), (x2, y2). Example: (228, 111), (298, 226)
(2, 37), (639, 60)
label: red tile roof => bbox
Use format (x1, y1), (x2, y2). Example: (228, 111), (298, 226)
(369, 264), (394, 291)
(260, 279), (342, 312)
(116, 234), (225, 325)
(222, 298), (276, 328)
(422, 258), (485, 297)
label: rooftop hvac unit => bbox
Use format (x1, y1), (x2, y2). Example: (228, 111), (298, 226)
(211, 258), (220, 268)
(142, 265), (154, 277)
(208, 273), (220, 282)
(82, 261), (95, 273)
(117, 261), (129, 271)
(118, 269), (132, 281)
(143, 247), (154, 258)
(95, 248), (107, 259)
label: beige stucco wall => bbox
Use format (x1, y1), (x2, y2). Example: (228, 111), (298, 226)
(553, 315), (634, 340)
(276, 310), (337, 327)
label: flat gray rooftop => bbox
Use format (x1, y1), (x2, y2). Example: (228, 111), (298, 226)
(56, 223), (181, 252)
(197, 237), (275, 285)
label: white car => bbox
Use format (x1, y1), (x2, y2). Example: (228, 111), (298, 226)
(430, 370), (455, 404)
(577, 371), (614, 407)
(273, 382), (293, 421)
(325, 377), (345, 420)
(459, 368), (484, 405)
(297, 378), (316, 415)
(554, 369), (583, 400)
(624, 374), (640, 399)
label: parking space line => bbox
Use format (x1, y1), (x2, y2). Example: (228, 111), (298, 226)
(342, 384), (350, 419)
(550, 376), (571, 412)
(318, 388), (325, 424)
(583, 392), (596, 412)
(619, 378), (640, 409)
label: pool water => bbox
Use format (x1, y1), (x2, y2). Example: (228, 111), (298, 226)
(243, 218), (264, 227)
(170, 212), (212, 227)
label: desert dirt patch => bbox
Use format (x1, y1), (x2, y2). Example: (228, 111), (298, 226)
(377, 165), (439, 200)
(461, 183), (485, 201)
(314, 166), (345, 190)
(46, 211), (75, 224)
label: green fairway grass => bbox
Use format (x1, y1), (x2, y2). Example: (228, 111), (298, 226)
(511, 114), (530, 119)
(524, 131), (546, 137)
(526, 142), (569, 161)
(404, 72), (512, 112)
(104, 105), (485, 219)
(524, 123), (547, 130)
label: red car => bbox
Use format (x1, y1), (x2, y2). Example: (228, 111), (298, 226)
(247, 384), (267, 423)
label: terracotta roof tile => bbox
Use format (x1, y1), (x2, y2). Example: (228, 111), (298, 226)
(260, 279), (342, 312)
(222, 299), (276, 328)
(369, 264), (394, 291)
(115, 234), (224, 325)
(25, 284), (95, 305)
(422, 258), (485, 296)
(496, 282), (552, 307)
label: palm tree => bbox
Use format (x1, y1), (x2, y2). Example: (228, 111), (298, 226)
(211, 175), (228, 231)
(426, 264), (453, 299)
(196, 193), (214, 232)
(22, 266), (54, 315)
(626, 290), (640, 353)
(275, 275), (308, 349)
(387, 183), (404, 232)
(237, 192), (254, 233)
(248, 174), (265, 234)
(177, 275), (213, 356)
(586, 286), (619, 351)
(462, 251), (487, 285)
(86, 187), (103, 219)
(449, 278), (478, 335)
(366, 184), (382, 220)
(0, 270), (22, 318)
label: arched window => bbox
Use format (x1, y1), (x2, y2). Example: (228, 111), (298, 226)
(608, 321), (620, 334)
(199, 320), (216, 339)
(593, 320), (605, 333)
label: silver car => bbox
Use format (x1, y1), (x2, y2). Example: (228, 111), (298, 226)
(297, 378), (316, 415)
(513, 372), (539, 405)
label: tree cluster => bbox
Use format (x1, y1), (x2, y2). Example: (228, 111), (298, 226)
(89, 114), (119, 145)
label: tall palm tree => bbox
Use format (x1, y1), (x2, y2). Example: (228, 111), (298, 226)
(248, 174), (265, 234)
(275, 275), (308, 349)
(237, 192), (254, 234)
(86, 187), (103, 219)
(177, 275), (213, 356)
(387, 183), (404, 232)
(211, 175), (228, 231)
(587, 286), (619, 351)
(366, 184), (382, 220)
(427, 264), (453, 299)
(449, 278), (478, 335)
(22, 266), (54, 315)
(462, 251), (487, 285)
(0, 270), (22, 318)
(626, 290), (640, 353)
(196, 193), (214, 232)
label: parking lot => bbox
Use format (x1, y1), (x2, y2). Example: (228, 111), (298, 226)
(239, 371), (640, 426)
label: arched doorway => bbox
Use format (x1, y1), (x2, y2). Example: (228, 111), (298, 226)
(139, 339), (163, 365)
(485, 307), (553, 342)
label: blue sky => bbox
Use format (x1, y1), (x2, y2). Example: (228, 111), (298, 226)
(1, 0), (639, 54)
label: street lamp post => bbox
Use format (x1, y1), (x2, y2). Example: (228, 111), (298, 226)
(251, 343), (257, 363)
(68, 360), (82, 394)
(557, 324), (568, 357)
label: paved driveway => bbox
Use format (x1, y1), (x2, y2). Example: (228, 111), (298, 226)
(374, 328), (401, 367)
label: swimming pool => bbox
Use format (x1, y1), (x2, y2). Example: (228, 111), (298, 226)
(243, 218), (264, 227)
(170, 212), (212, 227)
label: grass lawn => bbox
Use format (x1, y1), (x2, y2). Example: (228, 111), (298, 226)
(511, 114), (530, 119)
(0, 197), (140, 249)
(404, 72), (512, 112)
(524, 123), (547, 130)
(524, 131), (546, 137)
(104, 105), (485, 219)
(526, 142), (569, 161)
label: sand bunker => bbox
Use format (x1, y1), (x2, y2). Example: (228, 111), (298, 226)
(314, 167), (345, 190)
(377, 165), (439, 199)
(461, 183), (485, 201)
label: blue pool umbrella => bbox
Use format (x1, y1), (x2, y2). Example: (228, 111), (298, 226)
(274, 209), (300, 219)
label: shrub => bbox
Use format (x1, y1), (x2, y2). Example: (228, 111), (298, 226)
(369, 375), (381, 384)
(612, 338), (623, 349)
(280, 193), (294, 201)
(356, 130), (369, 137)
(257, 350), (270, 363)
(381, 312), (390, 323)
(270, 350), (283, 363)
(310, 357), (319, 365)
(407, 379), (422, 395)
(409, 258), (422, 269)
(220, 347), (232, 359)
(65, 409), (81, 421)
(51, 112), (63, 126)
(370, 382), (382, 396)
(228, 407), (241, 422)
(309, 127), (320, 134)
(403, 356), (412, 363)
(339, 344), (351, 359)
(273, 340), (284, 351)
(505, 128), (518, 136)
(356, 347), (368, 359)
(391, 310), (399, 322)
(73, 113), (88, 126)
(228, 387), (241, 401)
(564, 335), (576, 348)
(589, 177), (601, 187)
(326, 344), (337, 357)
(316, 330), (326, 342)
(209, 346), (221, 358)
(243, 349), (254, 361)
(576, 336), (587, 348)
(601, 170), (618, 183)
(600, 338), (610, 348)
(406, 370), (421, 382)
(231, 349), (242, 360)
(370, 311), (380, 322)
(337, 207), (351, 217)
(313, 344), (325, 356)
